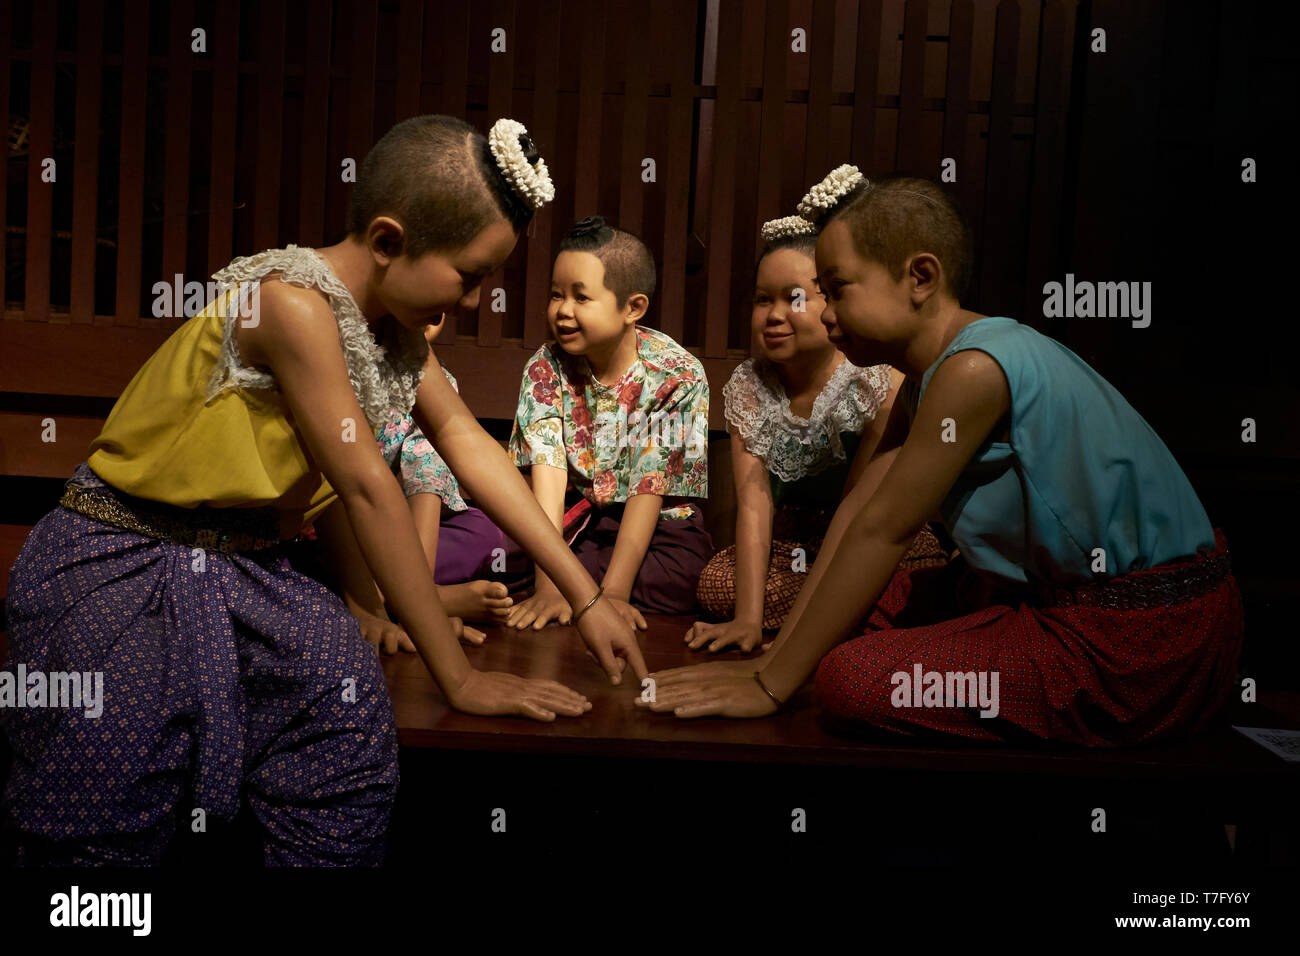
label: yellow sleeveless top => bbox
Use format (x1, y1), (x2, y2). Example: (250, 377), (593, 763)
(86, 245), (429, 539)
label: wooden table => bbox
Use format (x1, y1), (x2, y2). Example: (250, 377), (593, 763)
(381, 613), (1300, 781)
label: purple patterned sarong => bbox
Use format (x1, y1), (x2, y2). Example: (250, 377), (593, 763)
(1, 464), (398, 866)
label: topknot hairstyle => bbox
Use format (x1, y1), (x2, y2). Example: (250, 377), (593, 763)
(347, 114), (547, 258)
(556, 216), (657, 310)
(830, 176), (974, 301)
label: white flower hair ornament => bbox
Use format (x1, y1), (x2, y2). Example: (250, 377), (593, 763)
(796, 164), (866, 221)
(488, 118), (555, 210)
(760, 215), (818, 243)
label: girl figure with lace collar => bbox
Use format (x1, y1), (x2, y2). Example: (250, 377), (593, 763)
(2, 115), (646, 868)
(687, 213), (931, 654)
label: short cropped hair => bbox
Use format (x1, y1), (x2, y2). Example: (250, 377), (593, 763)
(556, 216), (657, 310)
(347, 115), (537, 258)
(831, 177), (973, 301)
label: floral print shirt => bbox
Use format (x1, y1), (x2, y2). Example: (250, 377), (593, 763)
(509, 326), (709, 520)
(374, 363), (468, 512)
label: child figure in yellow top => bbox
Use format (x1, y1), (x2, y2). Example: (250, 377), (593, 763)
(0, 115), (644, 866)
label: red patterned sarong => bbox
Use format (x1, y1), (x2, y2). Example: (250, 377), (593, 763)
(814, 530), (1243, 746)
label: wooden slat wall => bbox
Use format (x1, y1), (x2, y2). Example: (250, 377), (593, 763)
(1, 0), (1087, 464)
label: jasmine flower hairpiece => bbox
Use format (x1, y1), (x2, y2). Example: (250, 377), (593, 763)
(488, 118), (555, 210)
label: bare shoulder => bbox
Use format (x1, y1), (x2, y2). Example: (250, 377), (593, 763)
(237, 276), (338, 368)
(927, 348), (1009, 406)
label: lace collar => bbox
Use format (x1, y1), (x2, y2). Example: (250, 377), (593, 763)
(722, 356), (892, 482)
(205, 244), (429, 431)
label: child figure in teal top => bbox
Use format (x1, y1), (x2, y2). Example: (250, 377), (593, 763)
(642, 174), (1242, 747)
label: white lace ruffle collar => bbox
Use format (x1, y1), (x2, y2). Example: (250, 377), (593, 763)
(723, 357), (891, 483)
(204, 244), (429, 431)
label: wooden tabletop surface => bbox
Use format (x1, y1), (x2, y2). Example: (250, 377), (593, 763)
(380, 614), (1300, 780)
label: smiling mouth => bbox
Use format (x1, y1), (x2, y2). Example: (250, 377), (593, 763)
(555, 325), (580, 337)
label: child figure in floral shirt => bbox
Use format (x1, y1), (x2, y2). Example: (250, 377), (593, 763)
(505, 216), (714, 625)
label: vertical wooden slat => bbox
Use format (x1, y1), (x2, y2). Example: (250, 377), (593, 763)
(115, 0), (148, 326)
(978, 0), (1019, 312)
(1023, 0), (1070, 322)
(348, 0), (377, 168)
(254, 1), (285, 252)
(207, 0), (238, 275)
(298, 2), (332, 248)
(24, 2), (56, 323)
(801, 0), (835, 200)
(850, 0), (884, 163)
(163, 0), (194, 325)
(942, 0), (973, 200)
(523, 1), (561, 348)
(478, 0), (515, 349)
(573, 0), (606, 217)
(617, 2), (651, 237)
(895, 0), (927, 173)
(395, 0), (424, 122)
(704, 0), (742, 358)
(439, 2), (470, 340)
(71, 0), (104, 323)
(658, 0), (696, 345)
(440, 2), (469, 117)
(755, 0), (787, 240)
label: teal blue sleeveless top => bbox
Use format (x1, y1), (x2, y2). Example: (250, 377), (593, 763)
(911, 317), (1214, 585)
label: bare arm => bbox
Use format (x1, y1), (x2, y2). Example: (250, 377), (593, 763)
(729, 435), (775, 626)
(248, 287), (465, 695)
(406, 492), (442, 579)
(526, 462), (568, 594)
(600, 492), (661, 602)
(314, 500), (386, 619)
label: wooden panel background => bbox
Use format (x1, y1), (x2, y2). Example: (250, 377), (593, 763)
(0, 0), (1078, 477)
(4, 0), (1293, 486)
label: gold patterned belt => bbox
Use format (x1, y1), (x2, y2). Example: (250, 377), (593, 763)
(60, 463), (282, 555)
